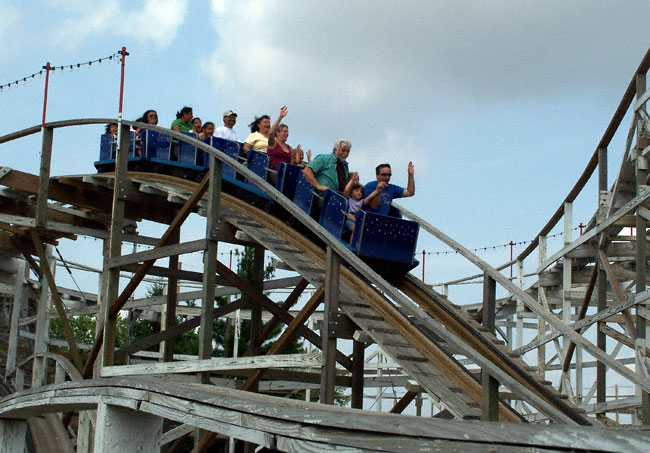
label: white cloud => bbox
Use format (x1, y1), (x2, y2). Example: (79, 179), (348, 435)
(49, 0), (189, 50)
(0, 6), (21, 58)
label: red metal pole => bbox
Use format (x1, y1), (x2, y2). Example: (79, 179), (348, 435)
(579, 222), (584, 236)
(510, 240), (514, 278)
(421, 249), (425, 282)
(41, 62), (51, 125)
(118, 47), (129, 115)
(229, 250), (233, 270)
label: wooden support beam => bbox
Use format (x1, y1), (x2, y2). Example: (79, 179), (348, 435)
(163, 227), (180, 362)
(214, 259), (353, 371)
(82, 170), (212, 378)
(95, 403), (162, 452)
(5, 259), (26, 377)
(321, 247), (340, 405)
(241, 285), (325, 391)
(351, 339), (365, 409)
(481, 273), (498, 421)
(598, 250), (637, 341)
(599, 324), (650, 357)
(30, 230), (82, 370)
(249, 278), (309, 352)
(390, 390), (418, 414)
(562, 264), (599, 373)
(35, 126), (53, 228)
(115, 297), (248, 361)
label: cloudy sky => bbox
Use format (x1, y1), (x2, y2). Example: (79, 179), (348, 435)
(0, 0), (648, 296)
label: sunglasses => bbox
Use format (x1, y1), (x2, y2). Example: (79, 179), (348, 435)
(379, 172), (392, 177)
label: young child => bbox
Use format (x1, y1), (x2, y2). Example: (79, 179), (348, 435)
(343, 173), (382, 243)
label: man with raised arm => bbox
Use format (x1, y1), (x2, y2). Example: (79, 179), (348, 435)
(302, 139), (351, 193)
(363, 161), (415, 215)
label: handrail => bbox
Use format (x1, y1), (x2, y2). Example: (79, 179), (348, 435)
(516, 47), (650, 262)
(7, 352), (83, 382)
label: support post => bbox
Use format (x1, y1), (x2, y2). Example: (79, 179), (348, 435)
(6, 259), (26, 378)
(0, 419), (27, 453)
(163, 227), (180, 362)
(199, 155), (222, 384)
(94, 403), (162, 452)
(597, 146), (608, 411)
(102, 122), (131, 368)
(351, 339), (365, 409)
(35, 126), (53, 228)
(32, 244), (54, 388)
(537, 235), (547, 378)
(481, 272), (498, 421)
(320, 246), (340, 405)
(636, 71), (650, 424)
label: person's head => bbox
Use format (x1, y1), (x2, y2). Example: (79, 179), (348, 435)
(176, 106), (193, 123)
(333, 139), (351, 162)
(141, 109), (158, 125)
(202, 122), (215, 137)
(192, 117), (202, 132)
(223, 110), (237, 129)
(375, 163), (392, 183)
(249, 115), (271, 133)
(296, 147), (305, 162)
(106, 123), (118, 135)
(276, 124), (289, 143)
(349, 183), (363, 201)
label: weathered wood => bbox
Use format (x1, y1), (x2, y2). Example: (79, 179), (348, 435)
(30, 230), (82, 370)
(107, 238), (206, 268)
(95, 402), (162, 452)
(241, 286), (324, 391)
(321, 247), (340, 405)
(83, 170), (212, 378)
(351, 339), (365, 409)
(163, 226), (180, 362)
(102, 353), (321, 377)
(0, 419), (27, 453)
(5, 259), (26, 377)
(3, 378), (650, 452)
(481, 273), (498, 421)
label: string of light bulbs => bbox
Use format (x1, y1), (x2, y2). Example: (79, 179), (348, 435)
(0, 51), (122, 92)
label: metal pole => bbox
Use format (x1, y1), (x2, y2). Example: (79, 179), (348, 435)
(41, 62), (50, 125)
(118, 47), (129, 116)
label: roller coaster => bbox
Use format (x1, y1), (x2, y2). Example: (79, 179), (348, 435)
(0, 49), (650, 452)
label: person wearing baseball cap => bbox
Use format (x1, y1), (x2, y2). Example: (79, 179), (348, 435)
(214, 110), (241, 142)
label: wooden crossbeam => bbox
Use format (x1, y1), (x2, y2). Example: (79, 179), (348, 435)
(562, 264), (599, 373)
(390, 390), (419, 414)
(82, 173), (211, 379)
(214, 260), (353, 371)
(598, 250), (637, 341)
(29, 230), (82, 371)
(247, 278), (310, 353)
(196, 286), (324, 452)
(114, 297), (249, 361)
(242, 284), (324, 390)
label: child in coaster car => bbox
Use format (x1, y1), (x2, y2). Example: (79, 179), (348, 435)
(343, 173), (383, 244)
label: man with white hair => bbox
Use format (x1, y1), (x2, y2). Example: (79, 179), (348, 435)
(303, 139), (351, 193)
(214, 110), (241, 141)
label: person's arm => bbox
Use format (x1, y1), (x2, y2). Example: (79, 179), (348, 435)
(267, 106), (287, 149)
(303, 166), (328, 192)
(365, 182), (387, 209)
(171, 120), (181, 132)
(402, 161), (415, 197)
(242, 142), (251, 153)
(343, 172), (359, 197)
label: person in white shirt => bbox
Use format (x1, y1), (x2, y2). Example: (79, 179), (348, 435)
(214, 110), (241, 142)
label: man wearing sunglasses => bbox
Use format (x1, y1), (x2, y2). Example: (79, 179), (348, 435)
(363, 161), (415, 215)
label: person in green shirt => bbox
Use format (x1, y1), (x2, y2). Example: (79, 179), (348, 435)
(171, 106), (194, 133)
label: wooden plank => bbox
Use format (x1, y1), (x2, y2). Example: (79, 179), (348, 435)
(30, 230), (82, 370)
(83, 170), (212, 378)
(598, 250), (637, 341)
(101, 353), (321, 377)
(106, 238), (206, 268)
(241, 285), (324, 390)
(214, 260), (353, 371)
